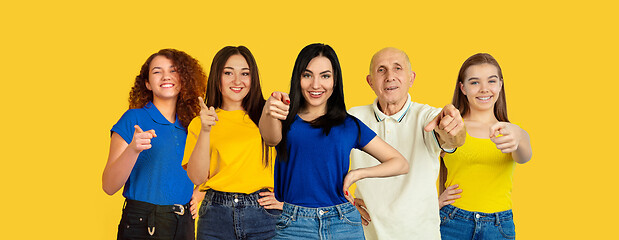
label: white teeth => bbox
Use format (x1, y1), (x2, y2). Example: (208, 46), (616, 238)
(161, 83), (173, 88)
(478, 96), (491, 100)
(310, 92), (323, 96)
(231, 87), (242, 91)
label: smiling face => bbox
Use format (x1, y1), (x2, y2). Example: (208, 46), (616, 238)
(367, 48), (415, 112)
(220, 54), (251, 110)
(300, 56), (334, 114)
(145, 55), (181, 101)
(460, 63), (503, 113)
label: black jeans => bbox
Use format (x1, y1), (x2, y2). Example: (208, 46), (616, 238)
(117, 199), (195, 240)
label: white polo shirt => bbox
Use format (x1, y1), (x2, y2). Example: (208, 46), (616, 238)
(349, 94), (446, 240)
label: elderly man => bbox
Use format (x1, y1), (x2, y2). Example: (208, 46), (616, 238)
(349, 47), (466, 240)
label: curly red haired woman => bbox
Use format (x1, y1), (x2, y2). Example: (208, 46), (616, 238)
(103, 49), (207, 240)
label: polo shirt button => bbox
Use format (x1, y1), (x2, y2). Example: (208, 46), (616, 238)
(475, 213), (480, 218)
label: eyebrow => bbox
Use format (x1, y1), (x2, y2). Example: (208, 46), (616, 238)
(467, 75), (499, 81)
(224, 67), (250, 71)
(151, 65), (175, 71)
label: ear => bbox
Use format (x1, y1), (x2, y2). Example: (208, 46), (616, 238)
(145, 80), (152, 91)
(409, 71), (416, 87)
(366, 75), (373, 87)
(459, 82), (466, 95)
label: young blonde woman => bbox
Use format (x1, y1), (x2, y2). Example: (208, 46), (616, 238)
(183, 46), (282, 240)
(438, 53), (533, 240)
(260, 43), (409, 240)
(103, 49), (207, 240)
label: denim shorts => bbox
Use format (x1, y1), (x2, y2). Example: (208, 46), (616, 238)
(197, 189), (282, 240)
(440, 205), (516, 240)
(273, 202), (364, 240)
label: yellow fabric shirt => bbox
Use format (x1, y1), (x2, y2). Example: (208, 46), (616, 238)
(443, 132), (515, 213)
(182, 109), (274, 194)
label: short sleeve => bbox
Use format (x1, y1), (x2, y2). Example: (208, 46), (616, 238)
(182, 117), (201, 168)
(111, 110), (137, 144)
(352, 116), (377, 149)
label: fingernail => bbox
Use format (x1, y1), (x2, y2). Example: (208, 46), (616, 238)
(271, 92), (275, 97)
(285, 100), (290, 104)
(345, 191), (349, 196)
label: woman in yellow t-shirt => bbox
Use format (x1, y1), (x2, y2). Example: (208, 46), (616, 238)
(438, 53), (533, 240)
(182, 46), (282, 240)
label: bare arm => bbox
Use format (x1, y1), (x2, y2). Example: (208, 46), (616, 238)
(185, 97), (218, 186)
(343, 136), (408, 203)
(102, 126), (156, 195)
(259, 92), (289, 147)
(512, 129), (532, 164)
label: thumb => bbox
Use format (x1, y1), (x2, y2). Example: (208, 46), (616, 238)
(424, 114), (440, 132)
(134, 125), (143, 133)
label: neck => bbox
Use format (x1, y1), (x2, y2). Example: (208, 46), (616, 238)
(221, 100), (244, 111)
(464, 107), (497, 124)
(152, 97), (177, 123)
(377, 98), (407, 116)
(299, 104), (326, 121)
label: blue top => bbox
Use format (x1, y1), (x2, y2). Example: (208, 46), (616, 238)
(111, 102), (193, 205)
(275, 115), (377, 207)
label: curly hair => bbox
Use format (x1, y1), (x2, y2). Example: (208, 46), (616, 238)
(129, 49), (207, 128)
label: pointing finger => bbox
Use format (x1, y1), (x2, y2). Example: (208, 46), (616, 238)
(145, 129), (157, 138)
(281, 92), (291, 105)
(489, 122), (508, 138)
(198, 97), (208, 110)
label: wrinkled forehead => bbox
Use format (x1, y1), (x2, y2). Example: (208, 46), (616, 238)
(370, 49), (411, 72)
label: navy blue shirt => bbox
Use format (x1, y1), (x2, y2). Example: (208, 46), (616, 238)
(111, 102), (193, 205)
(275, 115), (377, 207)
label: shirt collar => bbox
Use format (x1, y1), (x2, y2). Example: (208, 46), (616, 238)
(144, 102), (184, 130)
(372, 94), (412, 123)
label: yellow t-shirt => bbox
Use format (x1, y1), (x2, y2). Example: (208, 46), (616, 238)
(443, 132), (515, 213)
(182, 109), (274, 194)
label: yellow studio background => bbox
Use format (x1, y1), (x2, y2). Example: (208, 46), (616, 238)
(1, 0), (616, 239)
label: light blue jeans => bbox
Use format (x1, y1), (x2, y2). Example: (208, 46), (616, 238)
(273, 202), (364, 240)
(440, 205), (516, 240)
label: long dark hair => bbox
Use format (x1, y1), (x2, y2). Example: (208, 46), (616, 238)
(205, 46), (270, 166)
(452, 53), (509, 122)
(276, 43), (348, 162)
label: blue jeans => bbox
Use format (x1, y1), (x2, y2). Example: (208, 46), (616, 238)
(440, 205), (516, 240)
(197, 189), (281, 240)
(273, 202), (364, 240)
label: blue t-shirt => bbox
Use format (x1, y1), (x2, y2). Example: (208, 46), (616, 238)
(275, 115), (377, 207)
(111, 102), (193, 205)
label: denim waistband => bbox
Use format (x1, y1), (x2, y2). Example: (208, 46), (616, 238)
(442, 205), (513, 224)
(282, 202), (356, 219)
(205, 188), (270, 207)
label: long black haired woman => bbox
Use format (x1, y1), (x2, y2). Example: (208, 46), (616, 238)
(259, 43), (409, 240)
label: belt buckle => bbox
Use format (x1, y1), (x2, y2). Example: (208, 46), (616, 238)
(174, 204), (185, 215)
